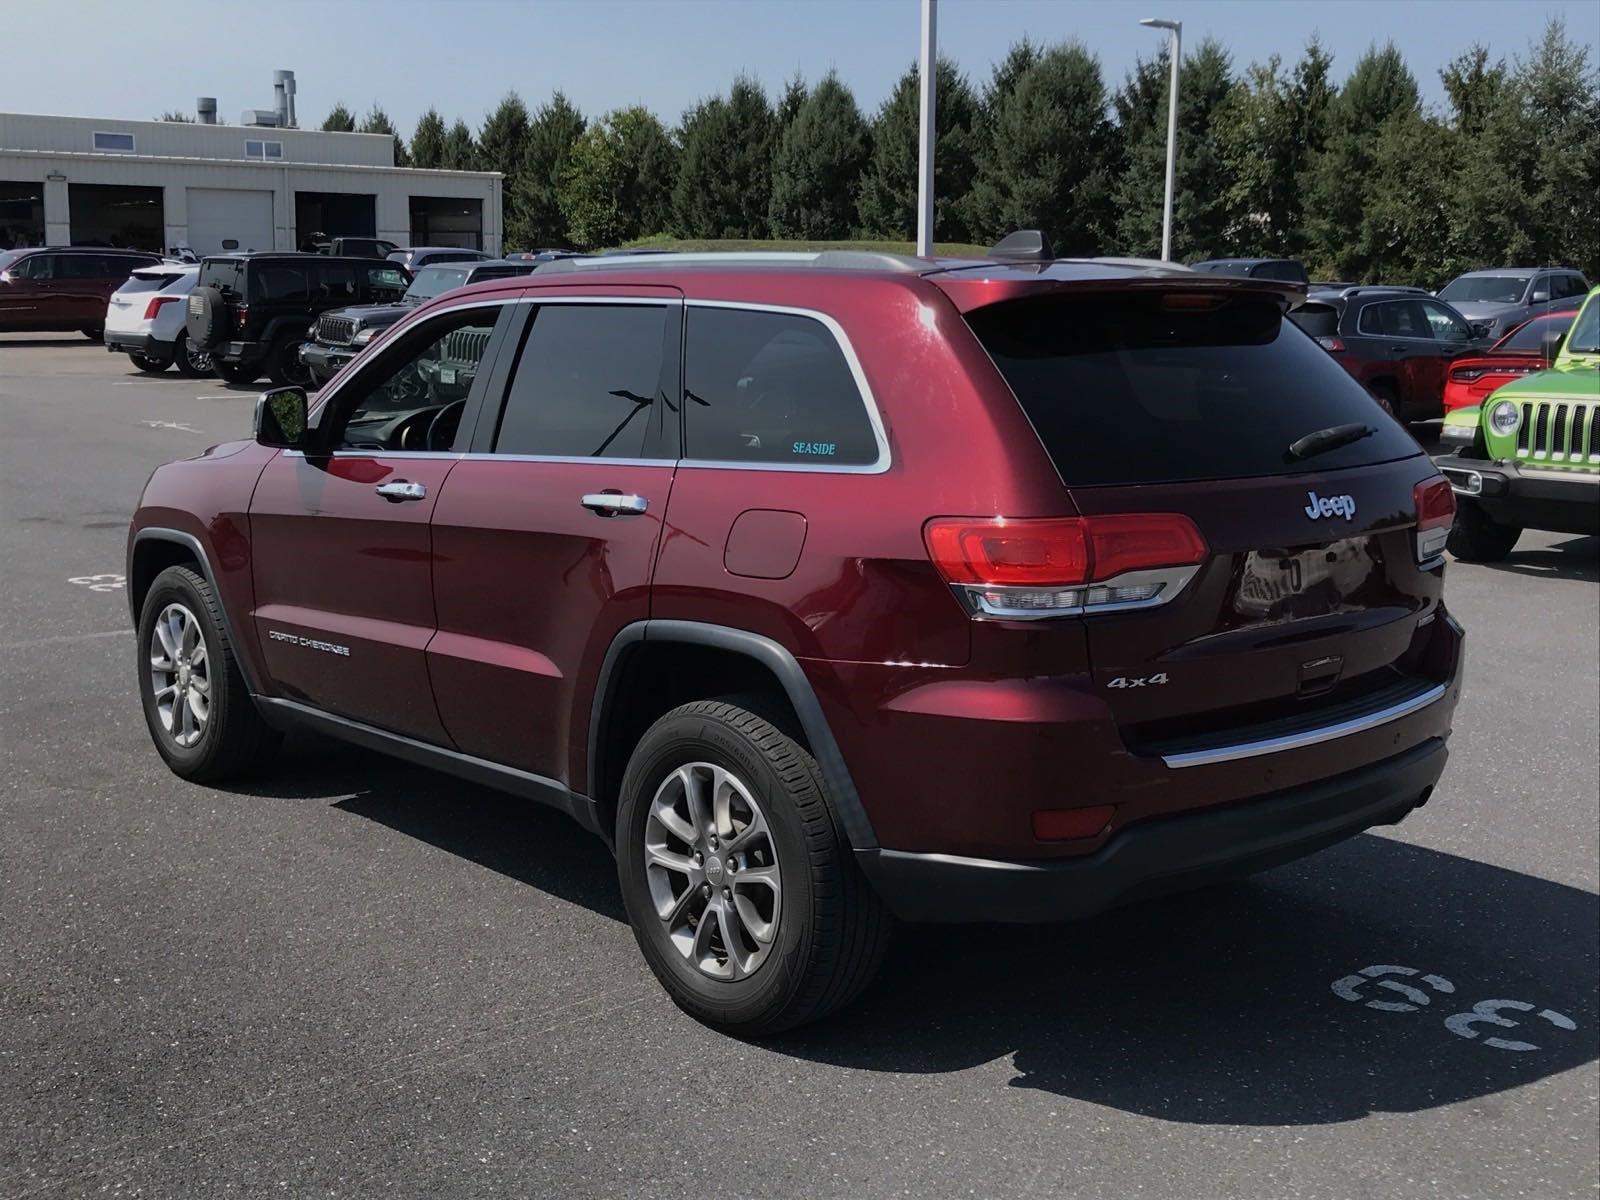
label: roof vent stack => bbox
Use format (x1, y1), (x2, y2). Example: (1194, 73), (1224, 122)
(196, 97), (217, 125)
(274, 70), (297, 129)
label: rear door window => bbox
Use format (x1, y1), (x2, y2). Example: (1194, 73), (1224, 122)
(252, 264), (310, 303)
(1358, 300), (1432, 339)
(198, 260), (244, 299)
(492, 303), (679, 459)
(682, 307), (881, 466)
(964, 291), (1419, 487)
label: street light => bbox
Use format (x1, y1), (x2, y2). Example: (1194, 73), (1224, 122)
(916, 0), (937, 257)
(1139, 16), (1182, 262)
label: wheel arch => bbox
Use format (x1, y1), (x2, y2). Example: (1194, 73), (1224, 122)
(587, 621), (879, 852)
(128, 528), (264, 693)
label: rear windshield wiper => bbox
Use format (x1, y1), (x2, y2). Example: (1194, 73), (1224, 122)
(1286, 422), (1374, 461)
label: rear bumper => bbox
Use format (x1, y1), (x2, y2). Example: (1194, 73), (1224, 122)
(857, 737), (1447, 923)
(218, 340), (268, 365)
(104, 331), (173, 358)
(1436, 456), (1600, 534)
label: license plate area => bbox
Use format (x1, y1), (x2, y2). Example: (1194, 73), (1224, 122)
(1235, 537), (1376, 620)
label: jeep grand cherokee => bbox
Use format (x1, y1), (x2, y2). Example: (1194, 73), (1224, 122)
(128, 243), (1464, 1034)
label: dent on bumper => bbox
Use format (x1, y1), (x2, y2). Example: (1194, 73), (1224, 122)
(856, 738), (1448, 923)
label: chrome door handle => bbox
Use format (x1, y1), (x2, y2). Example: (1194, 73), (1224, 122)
(375, 481), (427, 502)
(581, 492), (648, 516)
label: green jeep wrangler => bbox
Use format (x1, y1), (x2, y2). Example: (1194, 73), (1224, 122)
(1436, 285), (1600, 560)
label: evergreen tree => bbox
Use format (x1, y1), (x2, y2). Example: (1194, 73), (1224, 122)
(967, 41), (1117, 253)
(478, 92), (532, 182)
(673, 77), (776, 238)
(157, 110), (195, 123)
(558, 108), (678, 248)
(1113, 39), (1236, 259)
(1516, 19), (1600, 277)
(768, 72), (869, 239)
(442, 119), (478, 171)
(774, 75), (808, 136)
(359, 104), (409, 166)
(1212, 40), (1331, 257)
(1304, 43), (1421, 279)
(1439, 45), (1532, 276)
(856, 58), (980, 242)
(321, 103), (357, 133)
(410, 108), (448, 169)
(508, 92), (587, 249)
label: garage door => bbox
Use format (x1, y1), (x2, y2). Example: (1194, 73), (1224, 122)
(186, 188), (275, 255)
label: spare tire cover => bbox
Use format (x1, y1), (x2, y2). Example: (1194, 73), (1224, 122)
(185, 287), (226, 348)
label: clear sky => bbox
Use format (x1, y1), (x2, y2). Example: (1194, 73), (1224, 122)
(5, 0), (1597, 134)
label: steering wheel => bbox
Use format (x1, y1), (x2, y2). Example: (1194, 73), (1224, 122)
(426, 399), (467, 451)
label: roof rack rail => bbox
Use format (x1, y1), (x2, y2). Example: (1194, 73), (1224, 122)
(531, 249), (925, 275)
(1337, 284), (1431, 298)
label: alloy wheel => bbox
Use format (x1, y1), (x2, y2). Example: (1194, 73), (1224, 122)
(644, 762), (782, 980)
(183, 340), (213, 374)
(149, 603), (211, 748)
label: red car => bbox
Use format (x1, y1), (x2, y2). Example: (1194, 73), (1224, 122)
(0, 246), (160, 337)
(127, 246), (1463, 1033)
(1441, 309), (1577, 413)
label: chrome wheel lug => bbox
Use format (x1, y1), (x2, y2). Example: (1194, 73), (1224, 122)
(701, 884), (712, 898)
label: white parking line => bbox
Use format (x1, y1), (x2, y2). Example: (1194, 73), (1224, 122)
(0, 629), (129, 652)
(193, 394), (235, 401)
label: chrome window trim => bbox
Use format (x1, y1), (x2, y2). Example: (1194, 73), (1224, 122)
(1160, 682), (1448, 769)
(301, 293), (892, 476)
(954, 564), (1202, 621)
(680, 299), (892, 476)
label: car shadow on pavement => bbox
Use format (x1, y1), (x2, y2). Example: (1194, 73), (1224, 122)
(1466, 534), (1598, 583)
(233, 740), (1596, 1126)
(231, 736), (627, 922)
(777, 832), (1598, 1125)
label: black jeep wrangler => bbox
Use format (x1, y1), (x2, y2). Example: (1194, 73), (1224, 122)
(185, 254), (409, 386)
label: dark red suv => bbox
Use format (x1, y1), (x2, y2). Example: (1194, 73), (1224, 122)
(127, 247), (1464, 1033)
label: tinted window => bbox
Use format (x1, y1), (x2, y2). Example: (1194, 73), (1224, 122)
(1287, 303), (1339, 338)
(1251, 261), (1307, 283)
(11, 253), (56, 280)
(1556, 274), (1587, 299)
(1502, 316), (1572, 352)
(1419, 299), (1471, 341)
(407, 266), (472, 302)
(1438, 274), (1532, 304)
(965, 292), (1419, 487)
(198, 260), (244, 299)
(683, 307), (879, 465)
(0, 249), (26, 273)
(252, 265), (310, 303)
(119, 270), (188, 295)
(494, 304), (677, 459)
(313, 264), (358, 305)
(1566, 299), (1599, 354)
(1358, 300), (1432, 338)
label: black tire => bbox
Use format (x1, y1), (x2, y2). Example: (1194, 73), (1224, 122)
(1369, 381), (1399, 418)
(266, 334), (314, 388)
(174, 332), (213, 378)
(129, 351), (170, 374)
(184, 285), (226, 349)
(81, 326), (103, 340)
(616, 700), (891, 1036)
(214, 359), (259, 386)
(1447, 498), (1521, 562)
(136, 565), (280, 782)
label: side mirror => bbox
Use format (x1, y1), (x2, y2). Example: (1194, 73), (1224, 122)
(1544, 330), (1567, 360)
(1469, 321), (1492, 340)
(255, 386), (309, 448)
(1530, 289), (1550, 303)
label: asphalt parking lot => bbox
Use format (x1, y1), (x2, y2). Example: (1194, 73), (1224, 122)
(2, 332), (1596, 1199)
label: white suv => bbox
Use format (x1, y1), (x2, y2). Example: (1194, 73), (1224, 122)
(103, 264), (213, 376)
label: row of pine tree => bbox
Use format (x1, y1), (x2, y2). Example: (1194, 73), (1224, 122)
(307, 22), (1597, 285)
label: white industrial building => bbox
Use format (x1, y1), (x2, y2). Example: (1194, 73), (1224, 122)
(0, 72), (501, 257)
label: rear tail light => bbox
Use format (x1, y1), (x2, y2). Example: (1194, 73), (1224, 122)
(234, 304), (249, 330)
(1413, 476), (1455, 564)
(1316, 335), (1344, 352)
(142, 295), (183, 320)
(1449, 366), (1483, 382)
(923, 514), (1208, 619)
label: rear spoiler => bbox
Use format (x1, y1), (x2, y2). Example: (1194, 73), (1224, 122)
(930, 271), (1308, 315)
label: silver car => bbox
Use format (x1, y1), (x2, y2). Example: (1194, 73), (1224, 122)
(1436, 267), (1590, 340)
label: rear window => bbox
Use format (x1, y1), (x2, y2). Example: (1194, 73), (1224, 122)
(120, 271), (188, 295)
(1288, 303), (1339, 338)
(966, 292), (1420, 487)
(408, 266), (471, 302)
(1502, 315), (1572, 352)
(198, 260), (244, 299)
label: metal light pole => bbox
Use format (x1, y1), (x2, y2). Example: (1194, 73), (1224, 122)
(916, 0), (937, 257)
(1140, 17), (1182, 262)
